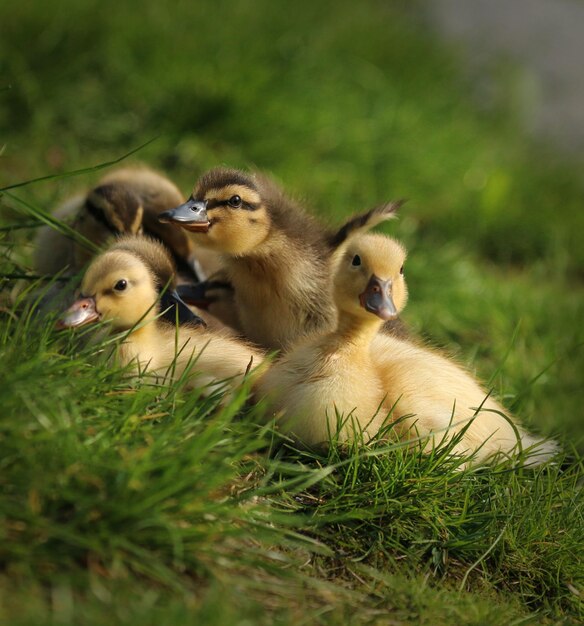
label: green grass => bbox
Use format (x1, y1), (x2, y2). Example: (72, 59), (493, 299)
(1, 0), (583, 624)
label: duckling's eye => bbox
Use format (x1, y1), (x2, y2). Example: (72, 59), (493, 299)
(228, 195), (242, 208)
(351, 254), (361, 267)
(114, 279), (128, 292)
(400, 265), (404, 275)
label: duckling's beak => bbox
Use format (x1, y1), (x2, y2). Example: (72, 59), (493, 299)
(57, 297), (100, 329)
(359, 276), (398, 320)
(158, 198), (210, 233)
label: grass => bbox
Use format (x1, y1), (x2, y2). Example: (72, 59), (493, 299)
(1, 0), (583, 623)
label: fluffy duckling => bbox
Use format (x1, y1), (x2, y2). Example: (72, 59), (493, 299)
(34, 166), (221, 281)
(256, 233), (556, 466)
(159, 167), (405, 350)
(58, 236), (263, 391)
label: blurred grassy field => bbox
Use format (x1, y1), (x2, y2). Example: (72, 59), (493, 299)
(1, 0), (583, 624)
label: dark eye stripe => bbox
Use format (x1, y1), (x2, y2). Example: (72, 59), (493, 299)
(206, 199), (260, 211)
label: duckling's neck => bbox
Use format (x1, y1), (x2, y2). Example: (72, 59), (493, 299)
(116, 318), (161, 365)
(332, 312), (381, 349)
(231, 228), (286, 261)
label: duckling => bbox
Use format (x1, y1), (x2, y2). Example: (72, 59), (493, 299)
(159, 167), (405, 350)
(58, 236), (264, 391)
(33, 166), (222, 281)
(256, 233), (556, 466)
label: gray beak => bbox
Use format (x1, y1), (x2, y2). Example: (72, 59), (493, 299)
(359, 275), (398, 320)
(57, 296), (100, 329)
(158, 198), (210, 233)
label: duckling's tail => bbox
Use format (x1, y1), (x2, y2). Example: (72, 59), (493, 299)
(518, 432), (560, 466)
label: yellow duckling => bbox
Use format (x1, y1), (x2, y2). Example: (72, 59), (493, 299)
(256, 233), (556, 466)
(34, 166), (221, 281)
(159, 167), (405, 349)
(58, 236), (263, 392)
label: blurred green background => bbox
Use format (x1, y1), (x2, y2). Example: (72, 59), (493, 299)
(2, 0), (583, 269)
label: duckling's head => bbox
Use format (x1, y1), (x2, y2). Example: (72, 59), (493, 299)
(72, 184), (145, 268)
(83, 184), (144, 236)
(59, 236), (204, 331)
(158, 168), (272, 254)
(61, 249), (159, 331)
(334, 233), (408, 322)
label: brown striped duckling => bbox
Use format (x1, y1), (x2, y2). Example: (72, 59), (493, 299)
(34, 166), (221, 281)
(58, 236), (263, 391)
(256, 233), (556, 467)
(159, 167), (405, 350)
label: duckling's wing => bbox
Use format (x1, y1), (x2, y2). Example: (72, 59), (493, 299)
(329, 200), (405, 249)
(159, 289), (207, 327)
(175, 275), (234, 310)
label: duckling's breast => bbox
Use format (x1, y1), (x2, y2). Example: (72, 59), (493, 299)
(259, 345), (385, 446)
